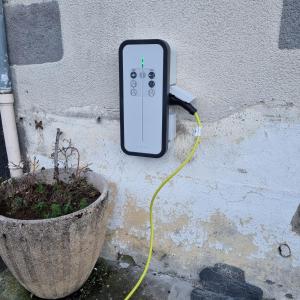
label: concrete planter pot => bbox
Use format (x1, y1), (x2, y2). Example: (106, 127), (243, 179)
(0, 169), (110, 299)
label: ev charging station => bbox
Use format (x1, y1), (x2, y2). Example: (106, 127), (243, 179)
(119, 39), (196, 158)
(119, 39), (202, 299)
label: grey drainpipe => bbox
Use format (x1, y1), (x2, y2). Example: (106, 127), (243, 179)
(0, 1), (22, 177)
(0, 1), (10, 92)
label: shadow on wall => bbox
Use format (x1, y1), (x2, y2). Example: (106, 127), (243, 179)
(279, 0), (300, 49)
(0, 115), (9, 180)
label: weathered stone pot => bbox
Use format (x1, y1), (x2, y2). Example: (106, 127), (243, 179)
(0, 169), (110, 299)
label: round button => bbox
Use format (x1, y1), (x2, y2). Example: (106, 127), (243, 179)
(148, 89), (155, 97)
(140, 72), (146, 78)
(148, 81), (155, 88)
(131, 89), (137, 96)
(148, 71), (155, 79)
(130, 71), (137, 79)
(130, 80), (137, 87)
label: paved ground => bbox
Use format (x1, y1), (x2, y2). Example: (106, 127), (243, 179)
(0, 116), (9, 180)
(0, 254), (278, 299)
(0, 256), (194, 300)
(0, 255), (275, 300)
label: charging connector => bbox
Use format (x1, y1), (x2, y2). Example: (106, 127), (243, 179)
(169, 94), (197, 115)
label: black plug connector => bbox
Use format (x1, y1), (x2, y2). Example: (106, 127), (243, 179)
(169, 94), (197, 115)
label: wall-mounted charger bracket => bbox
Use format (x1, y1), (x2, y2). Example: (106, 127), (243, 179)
(170, 85), (196, 103)
(168, 46), (196, 141)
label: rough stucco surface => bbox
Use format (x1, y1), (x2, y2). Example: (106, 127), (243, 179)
(2, 0), (300, 299)
(4, 0), (300, 122)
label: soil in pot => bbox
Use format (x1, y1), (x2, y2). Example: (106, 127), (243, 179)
(0, 175), (100, 220)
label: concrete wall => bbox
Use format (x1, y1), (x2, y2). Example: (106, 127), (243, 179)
(3, 0), (300, 298)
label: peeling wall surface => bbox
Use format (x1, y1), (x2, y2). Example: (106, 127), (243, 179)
(3, 0), (300, 298)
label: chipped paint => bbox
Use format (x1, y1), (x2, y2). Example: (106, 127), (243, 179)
(15, 100), (300, 298)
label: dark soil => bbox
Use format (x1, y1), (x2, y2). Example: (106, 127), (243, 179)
(0, 174), (100, 220)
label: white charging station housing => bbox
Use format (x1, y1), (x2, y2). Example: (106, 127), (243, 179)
(119, 39), (170, 158)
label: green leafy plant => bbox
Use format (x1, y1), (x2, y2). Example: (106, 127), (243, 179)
(34, 201), (47, 213)
(63, 202), (73, 215)
(50, 203), (62, 218)
(79, 198), (88, 210)
(53, 182), (62, 192)
(11, 196), (26, 213)
(33, 201), (48, 219)
(0, 129), (100, 220)
(15, 197), (24, 208)
(35, 183), (46, 194)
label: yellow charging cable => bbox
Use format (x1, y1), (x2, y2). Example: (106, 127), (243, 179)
(125, 112), (203, 300)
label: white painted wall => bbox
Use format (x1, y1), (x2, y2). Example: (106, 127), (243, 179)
(9, 0), (300, 121)
(5, 0), (300, 298)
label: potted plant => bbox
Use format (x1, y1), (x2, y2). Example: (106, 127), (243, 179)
(0, 129), (111, 299)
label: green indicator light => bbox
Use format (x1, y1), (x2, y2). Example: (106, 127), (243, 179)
(141, 57), (144, 67)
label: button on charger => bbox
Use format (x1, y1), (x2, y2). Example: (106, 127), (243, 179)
(130, 80), (137, 87)
(148, 89), (155, 97)
(148, 81), (155, 88)
(131, 89), (137, 96)
(148, 72), (155, 79)
(130, 71), (137, 79)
